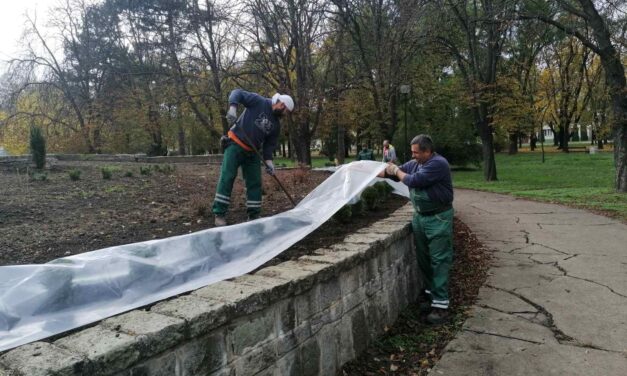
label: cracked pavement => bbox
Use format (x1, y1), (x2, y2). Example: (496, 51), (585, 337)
(432, 189), (627, 376)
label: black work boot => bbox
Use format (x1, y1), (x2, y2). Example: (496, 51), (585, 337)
(426, 308), (450, 325)
(418, 290), (432, 313)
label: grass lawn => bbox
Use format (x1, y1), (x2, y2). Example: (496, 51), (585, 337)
(452, 151), (627, 222)
(273, 155), (359, 168)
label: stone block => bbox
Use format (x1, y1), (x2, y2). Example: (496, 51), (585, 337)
(122, 351), (177, 376)
(317, 278), (341, 310)
(0, 342), (86, 376)
(356, 223), (411, 248)
(293, 321), (313, 344)
(293, 289), (318, 326)
(349, 308), (369, 356)
(316, 324), (339, 376)
(0, 366), (17, 376)
(54, 325), (140, 374)
(338, 265), (363, 295)
(299, 248), (362, 272)
(102, 310), (186, 357)
(273, 350), (301, 376)
(309, 301), (343, 336)
(342, 286), (367, 313)
(275, 299), (296, 334)
(234, 274), (293, 302)
(193, 280), (270, 316)
(151, 295), (231, 337)
(299, 338), (320, 376)
(275, 331), (298, 356)
(343, 233), (388, 251)
(176, 331), (227, 374)
(297, 259), (339, 284)
(337, 315), (356, 366)
(124, 331), (228, 375)
(227, 308), (276, 356)
(329, 242), (371, 259)
(255, 261), (320, 295)
(231, 341), (276, 376)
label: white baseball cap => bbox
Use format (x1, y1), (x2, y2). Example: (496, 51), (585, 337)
(272, 93), (295, 112)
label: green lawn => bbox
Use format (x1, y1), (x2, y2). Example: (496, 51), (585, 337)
(273, 155), (359, 168)
(452, 152), (627, 222)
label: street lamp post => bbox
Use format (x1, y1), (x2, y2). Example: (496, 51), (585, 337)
(400, 85), (411, 162)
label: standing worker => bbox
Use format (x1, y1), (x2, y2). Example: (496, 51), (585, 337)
(356, 143), (375, 161)
(382, 139), (397, 163)
(379, 134), (454, 324)
(212, 89), (294, 227)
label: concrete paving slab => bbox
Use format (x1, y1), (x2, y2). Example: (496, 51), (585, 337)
(434, 189), (627, 375)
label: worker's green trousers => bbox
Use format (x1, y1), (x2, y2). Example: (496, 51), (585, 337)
(412, 207), (454, 309)
(212, 143), (262, 218)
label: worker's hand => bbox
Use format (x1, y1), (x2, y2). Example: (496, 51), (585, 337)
(385, 163), (399, 176)
(264, 160), (275, 175)
(226, 105), (237, 125)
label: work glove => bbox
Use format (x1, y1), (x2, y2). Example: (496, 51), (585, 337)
(264, 160), (275, 175)
(226, 105), (237, 125)
(385, 163), (400, 176)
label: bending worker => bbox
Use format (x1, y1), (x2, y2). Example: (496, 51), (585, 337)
(379, 134), (454, 325)
(212, 89), (294, 227)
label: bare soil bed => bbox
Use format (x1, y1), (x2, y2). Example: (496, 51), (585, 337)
(0, 161), (406, 266)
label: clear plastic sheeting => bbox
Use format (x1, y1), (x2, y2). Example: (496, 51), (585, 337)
(0, 161), (407, 352)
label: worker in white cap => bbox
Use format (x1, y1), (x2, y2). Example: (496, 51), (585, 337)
(213, 89), (294, 226)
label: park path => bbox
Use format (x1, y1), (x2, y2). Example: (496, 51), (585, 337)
(432, 189), (627, 375)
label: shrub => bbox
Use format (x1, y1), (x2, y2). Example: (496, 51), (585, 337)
(29, 126), (46, 169)
(68, 169), (82, 181)
(361, 186), (380, 211)
(124, 171), (133, 177)
(349, 200), (366, 216)
(155, 164), (175, 174)
(101, 167), (113, 180)
(374, 181), (393, 200)
(30, 171), (48, 181)
(140, 166), (152, 175)
(190, 194), (210, 217)
(333, 205), (352, 223)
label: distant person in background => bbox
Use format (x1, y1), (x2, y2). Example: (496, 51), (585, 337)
(356, 144), (375, 161)
(382, 140), (397, 163)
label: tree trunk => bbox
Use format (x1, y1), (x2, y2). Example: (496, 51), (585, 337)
(509, 133), (518, 155)
(578, 0), (626, 191)
(178, 125), (186, 155)
(478, 119), (497, 181)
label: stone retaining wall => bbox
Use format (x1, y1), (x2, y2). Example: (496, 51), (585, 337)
(0, 154), (224, 169)
(0, 204), (418, 376)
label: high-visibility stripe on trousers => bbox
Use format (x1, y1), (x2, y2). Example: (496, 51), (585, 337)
(212, 143), (262, 218)
(412, 207), (454, 310)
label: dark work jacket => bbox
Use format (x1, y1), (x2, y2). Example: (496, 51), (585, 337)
(399, 153), (454, 206)
(229, 89), (281, 160)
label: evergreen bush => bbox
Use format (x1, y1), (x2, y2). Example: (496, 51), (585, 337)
(333, 205), (353, 223)
(140, 166), (152, 175)
(350, 200), (366, 216)
(361, 186), (380, 210)
(101, 167), (113, 180)
(29, 126), (46, 169)
(68, 169), (82, 181)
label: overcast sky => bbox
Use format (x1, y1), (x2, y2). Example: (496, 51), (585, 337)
(0, 1), (51, 63)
